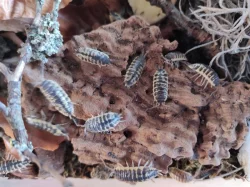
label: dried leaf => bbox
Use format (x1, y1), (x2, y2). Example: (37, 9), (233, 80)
(35, 142), (68, 178)
(0, 0), (72, 32)
(0, 0), (72, 20)
(59, 0), (123, 41)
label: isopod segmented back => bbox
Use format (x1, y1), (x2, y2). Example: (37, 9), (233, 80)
(26, 117), (69, 139)
(124, 53), (146, 88)
(188, 63), (219, 89)
(38, 80), (75, 121)
(0, 159), (30, 175)
(75, 47), (111, 67)
(168, 167), (193, 183)
(153, 68), (168, 105)
(114, 160), (161, 182)
(165, 52), (187, 62)
(84, 112), (122, 133)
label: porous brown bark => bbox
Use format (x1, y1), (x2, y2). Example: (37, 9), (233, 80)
(18, 16), (250, 176)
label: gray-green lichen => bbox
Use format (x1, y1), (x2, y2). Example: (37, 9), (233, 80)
(27, 12), (63, 63)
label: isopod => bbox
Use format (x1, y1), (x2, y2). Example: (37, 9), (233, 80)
(0, 159), (30, 174)
(164, 52), (187, 68)
(108, 152), (117, 159)
(124, 53), (146, 88)
(188, 63), (219, 89)
(113, 160), (162, 182)
(153, 68), (168, 105)
(75, 47), (111, 67)
(169, 167), (193, 183)
(84, 112), (122, 133)
(37, 79), (77, 124)
(26, 117), (69, 139)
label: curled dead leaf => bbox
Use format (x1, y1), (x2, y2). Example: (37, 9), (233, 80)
(0, 0), (72, 32)
(0, 0), (72, 20)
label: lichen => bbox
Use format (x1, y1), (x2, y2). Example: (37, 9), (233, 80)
(26, 13), (63, 63)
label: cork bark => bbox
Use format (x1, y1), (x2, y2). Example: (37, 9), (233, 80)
(18, 16), (250, 174)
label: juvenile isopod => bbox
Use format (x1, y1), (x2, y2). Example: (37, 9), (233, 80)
(84, 112), (122, 133)
(25, 117), (69, 139)
(75, 47), (111, 67)
(0, 159), (30, 174)
(169, 167), (193, 183)
(188, 63), (219, 89)
(37, 79), (77, 124)
(108, 152), (117, 159)
(165, 52), (187, 68)
(124, 53), (146, 88)
(113, 160), (162, 182)
(153, 68), (168, 105)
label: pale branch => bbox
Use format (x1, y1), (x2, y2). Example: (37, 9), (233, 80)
(0, 43), (33, 150)
(33, 0), (45, 26)
(13, 43), (32, 81)
(53, 0), (61, 17)
(6, 80), (30, 149)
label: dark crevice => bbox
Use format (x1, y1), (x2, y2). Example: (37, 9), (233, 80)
(121, 69), (126, 75)
(123, 130), (133, 138)
(109, 95), (116, 104)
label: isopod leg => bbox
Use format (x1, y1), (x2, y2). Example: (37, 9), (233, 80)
(203, 81), (209, 90)
(138, 159), (142, 167)
(117, 163), (124, 167)
(49, 114), (55, 123)
(194, 165), (202, 178)
(193, 74), (202, 81)
(71, 116), (78, 126)
(64, 134), (70, 140)
(148, 161), (153, 167)
(100, 158), (115, 171)
(126, 160), (129, 167)
(199, 77), (206, 86)
(143, 160), (150, 167)
(191, 73), (200, 79)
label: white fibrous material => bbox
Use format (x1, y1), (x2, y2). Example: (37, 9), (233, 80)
(237, 126), (250, 180)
